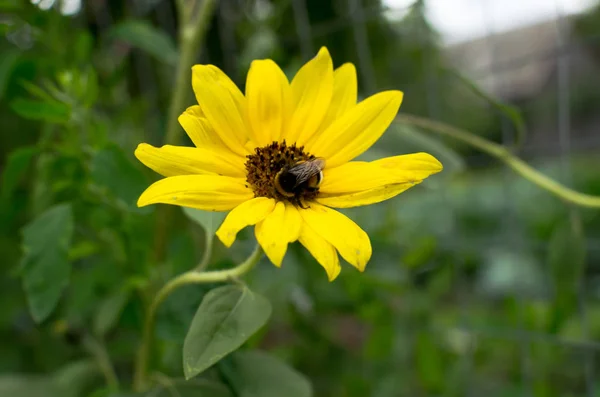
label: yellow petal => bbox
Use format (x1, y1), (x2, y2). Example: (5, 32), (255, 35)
(134, 143), (245, 177)
(137, 175), (252, 211)
(286, 47), (334, 145)
(298, 222), (341, 281)
(299, 203), (371, 271)
(246, 59), (291, 146)
(306, 90), (403, 168)
(317, 63), (357, 132)
(255, 202), (302, 267)
(319, 153), (442, 194)
(178, 105), (226, 150)
(316, 153), (442, 208)
(216, 197), (276, 247)
(317, 183), (415, 208)
(191, 65), (250, 156)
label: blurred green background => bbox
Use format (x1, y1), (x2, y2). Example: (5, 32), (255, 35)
(2, 0), (600, 396)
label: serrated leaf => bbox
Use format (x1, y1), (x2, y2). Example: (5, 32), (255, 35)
(109, 20), (178, 65)
(90, 145), (148, 211)
(93, 289), (130, 337)
(183, 285), (272, 379)
(1, 146), (37, 198)
(20, 203), (74, 322)
(10, 98), (70, 123)
(183, 207), (227, 236)
(223, 350), (312, 397)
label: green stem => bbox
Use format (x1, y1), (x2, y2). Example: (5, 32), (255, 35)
(153, 0), (219, 262)
(132, 245), (263, 392)
(164, 0), (218, 146)
(82, 335), (119, 391)
(396, 114), (600, 208)
(195, 231), (213, 271)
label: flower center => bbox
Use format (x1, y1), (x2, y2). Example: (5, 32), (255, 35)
(245, 140), (322, 207)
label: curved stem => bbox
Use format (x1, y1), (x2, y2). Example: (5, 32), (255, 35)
(82, 335), (119, 391)
(396, 114), (600, 208)
(133, 245), (263, 392)
(194, 231), (213, 271)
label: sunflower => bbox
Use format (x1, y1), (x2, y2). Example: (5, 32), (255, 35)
(135, 47), (442, 281)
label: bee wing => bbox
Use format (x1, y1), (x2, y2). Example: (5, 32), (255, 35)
(288, 159), (325, 187)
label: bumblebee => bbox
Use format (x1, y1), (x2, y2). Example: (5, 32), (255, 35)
(274, 158), (325, 208)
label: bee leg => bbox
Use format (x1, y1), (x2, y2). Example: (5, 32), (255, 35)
(292, 194), (307, 209)
(297, 198), (310, 210)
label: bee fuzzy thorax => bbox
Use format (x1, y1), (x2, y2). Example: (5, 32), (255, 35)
(245, 141), (324, 207)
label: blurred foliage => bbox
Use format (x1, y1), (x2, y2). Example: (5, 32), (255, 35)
(1, 0), (600, 397)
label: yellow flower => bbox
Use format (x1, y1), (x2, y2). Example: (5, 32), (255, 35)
(135, 47), (442, 281)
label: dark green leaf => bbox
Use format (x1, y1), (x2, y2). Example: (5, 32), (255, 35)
(108, 20), (178, 65)
(1, 146), (37, 198)
(10, 98), (70, 123)
(20, 203), (74, 322)
(90, 145), (148, 211)
(149, 379), (233, 397)
(0, 49), (19, 99)
(0, 1), (22, 12)
(183, 285), (272, 379)
(223, 350), (312, 397)
(93, 289), (130, 337)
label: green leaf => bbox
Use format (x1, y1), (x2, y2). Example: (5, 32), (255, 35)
(0, 49), (19, 99)
(223, 350), (312, 397)
(548, 213), (586, 285)
(93, 289), (130, 337)
(90, 144), (148, 211)
(149, 379), (234, 397)
(108, 20), (178, 65)
(0, 375), (61, 397)
(183, 285), (272, 379)
(415, 333), (445, 392)
(183, 207), (227, 236)
(547, 212), (586, 331)
(1, 146), (37, 198)
(53, 360), (100, 397)
(10, 98), (71, 123)
(20, 203), (74, 323)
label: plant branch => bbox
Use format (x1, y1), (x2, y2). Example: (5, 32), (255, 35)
(396, 114), (600, 208)
(164, 0), (218, 146)
(153, 0), (219, 263)
(194, 231), (213, 271)
(82, 335), (119, 391)
(133, 244), (263, 392)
